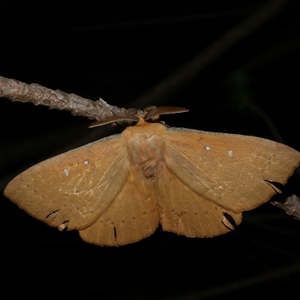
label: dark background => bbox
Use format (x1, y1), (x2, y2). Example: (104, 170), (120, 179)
(1, 1), (300, 299)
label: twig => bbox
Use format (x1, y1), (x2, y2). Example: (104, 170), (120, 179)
(0, 76), (125, 120)
(1, 1), (288, 116)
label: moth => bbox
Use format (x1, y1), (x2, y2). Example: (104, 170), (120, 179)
(4, 106), (300, 246)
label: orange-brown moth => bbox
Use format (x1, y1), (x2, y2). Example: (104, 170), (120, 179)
(4, 106), (300, 246)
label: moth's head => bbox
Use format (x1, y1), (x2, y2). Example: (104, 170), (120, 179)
(89, 106), (189, 128)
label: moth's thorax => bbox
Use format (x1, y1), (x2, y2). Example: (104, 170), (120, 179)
(122, 120), (166, 180)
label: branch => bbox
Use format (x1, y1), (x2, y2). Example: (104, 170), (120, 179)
(0, 0), (289, 121)
(271, 194), (300, 220)
(1, 0), (288, 117)
(0, 76), (125, 120)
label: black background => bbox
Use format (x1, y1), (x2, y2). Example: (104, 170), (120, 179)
(1, 1), (300, 299)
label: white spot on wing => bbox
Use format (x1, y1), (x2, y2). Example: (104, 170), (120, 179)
(204, 146), (211, 151)
(228, 150), (233, 157)
(63, 169), (69, 176)
(84, 160), (89, 165)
